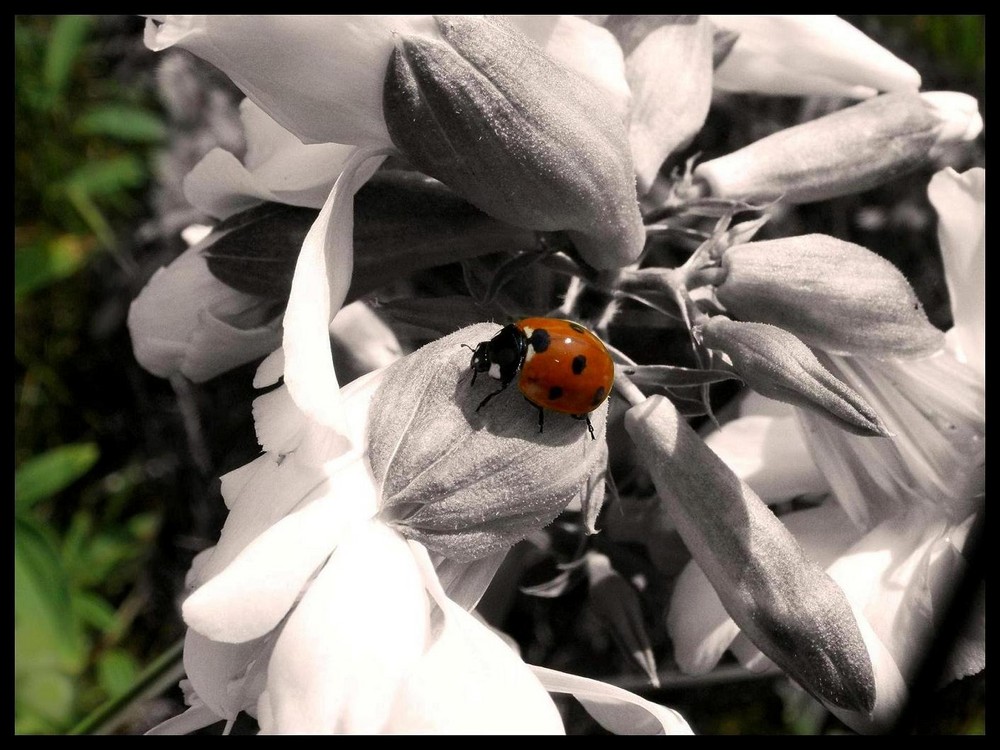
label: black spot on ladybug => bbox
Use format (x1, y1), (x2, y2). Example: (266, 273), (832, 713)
(571, 354), (587, 375)
(568, 322), (586, 333)
(591, 385), (606, 406)
(548, 386), (564, 400)
(530, 328), (550, 353)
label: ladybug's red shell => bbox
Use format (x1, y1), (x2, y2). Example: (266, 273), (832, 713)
(514, 317), (614, 415)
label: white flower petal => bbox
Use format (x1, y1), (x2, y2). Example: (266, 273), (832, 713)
(803, 353), (984, 527)
(195, 453), (330, 587)
(253, 348), (285, 389)
(928, 167), (985, 375)
(533, 665), (694, 734)
(624, 17), (714, 192)
(260, 521), (430, 733)
(508, 15), (630, 123)
(667, 560), (741, 674)
(182, 628), (271, 721)
(704, 414), (829, 503)
(183, 100), (358, 220)
(254, 368), (384, 459)
(145, 16), (440, 146)
(280, 145), (388, 465)
(825, 507), (979, 690)
(145, 704), (222, 735)
(329, 301), (404, 375)
(127, 241), (282, 382)
(388, 541), (564, 734)
(709, 15), (920, 97)
(182, 457), (379, 643)
(429, 549), (508, 611)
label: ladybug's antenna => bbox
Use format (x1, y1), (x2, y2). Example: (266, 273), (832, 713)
(460, 344), (475, 352)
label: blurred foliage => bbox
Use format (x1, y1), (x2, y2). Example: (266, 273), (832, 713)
(14, 15), (173, 734)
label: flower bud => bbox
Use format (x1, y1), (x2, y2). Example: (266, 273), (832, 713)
(699, 316), (890, 437)
(694, 92), (981, 204)
(127, 233), (282, 382)
(383, 15), (644, 270)
(370, 323), (609, 563)
(715, 235), (945, 358)
(920, 92), (984, 159)
(624, 395), (876, 713)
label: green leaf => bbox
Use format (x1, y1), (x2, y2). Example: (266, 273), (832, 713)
(74, 532), (141, 588)
(75, 104), (167, 143)
(14, 517), (86, 671)
(14, 236), (90, 301)
(15, 669), (76, 731)
(65, 155), (146, 199)
(43, 15), (93, 102)
(72, 590), (118, 634)
(15, 442), (100, 512)
(97, 649), (139, 699)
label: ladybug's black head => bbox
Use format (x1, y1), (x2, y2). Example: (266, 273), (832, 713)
(465, 324), (528, 387)
(468, 341), (492, 378)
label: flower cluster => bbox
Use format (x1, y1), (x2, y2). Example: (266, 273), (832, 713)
(131, 15), (983, 734)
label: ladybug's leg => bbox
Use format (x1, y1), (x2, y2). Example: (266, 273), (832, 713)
(572, 413), (597, 440)
(476, 382), (510, 412)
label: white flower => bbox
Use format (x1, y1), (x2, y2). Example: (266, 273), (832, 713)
(671, 167), (985, 731)
(150, 326), (692, 735)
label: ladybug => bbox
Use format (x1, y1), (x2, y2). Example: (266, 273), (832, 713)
(465, 317), (614, 439)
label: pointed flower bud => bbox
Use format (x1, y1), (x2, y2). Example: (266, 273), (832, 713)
(715, 235), (945, 358)
(624, 395), (876, 713)
(699, 316), (890, 437)
(694, 92), (982, 204)
(383, 15), (644, 270)
(371, 323), (609, 563)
